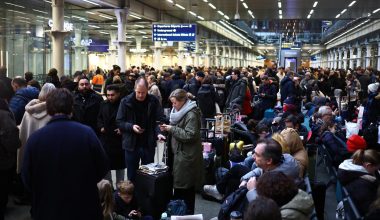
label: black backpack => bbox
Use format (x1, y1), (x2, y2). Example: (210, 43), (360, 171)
(363, 122), (378, 148)
(218, 187), (248, 220)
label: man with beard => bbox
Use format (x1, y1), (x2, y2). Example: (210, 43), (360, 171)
(72, 77), (103, 134)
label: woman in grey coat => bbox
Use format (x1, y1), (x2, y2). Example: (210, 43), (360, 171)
(159, 89), (203, 214)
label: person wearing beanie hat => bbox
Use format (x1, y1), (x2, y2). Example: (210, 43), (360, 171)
(362, 81), (380, 128)
(346, 134), (367, 153)
(368, 82), (380, 94)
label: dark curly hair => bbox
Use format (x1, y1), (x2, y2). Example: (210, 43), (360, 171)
(46, 88), (73, 116)
(256, 171), (298, 207)
(244, 196), (281, 220)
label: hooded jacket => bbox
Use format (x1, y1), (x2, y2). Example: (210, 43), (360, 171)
(280, 76), (295, 103)
(338, 159), (379, 215)
(225, 78), (247, 110)
(9, 86), (39, 124)
(18, 99), (52, 173)
(280, 189), (315, 220)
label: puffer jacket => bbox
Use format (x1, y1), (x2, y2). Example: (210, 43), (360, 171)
(9, 86), (39, 124)
(321, 131), (350, 167)
(280, 189), (315, 220)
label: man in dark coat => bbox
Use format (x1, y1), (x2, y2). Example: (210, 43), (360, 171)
(21, 88), (108, 220)
(280, 73), (295, 104)
(256, 75), (277, 119)
(72, 77), (103, 134)
(225, 69), (247, 111)
(0, 66), (14, 102)
(183, 71), (204, 100)
(116, 77), (165, 182)
(98, 84), (125, 186)
(167, 69), (185, 94)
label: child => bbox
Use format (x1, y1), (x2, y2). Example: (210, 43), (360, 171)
(114, 180), (141, 219)
(97, 179), (125, 220)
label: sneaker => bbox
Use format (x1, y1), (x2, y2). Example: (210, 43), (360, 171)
(203, 185), (223, 201)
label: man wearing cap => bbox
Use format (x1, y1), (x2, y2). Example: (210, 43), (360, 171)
(183, 71), (204, 100)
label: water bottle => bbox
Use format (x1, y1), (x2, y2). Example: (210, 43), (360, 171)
(161, 212), (168, 220)
(230, 211), (242, 220)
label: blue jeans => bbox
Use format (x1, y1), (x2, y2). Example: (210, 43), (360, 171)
(125, 147), (155, 182)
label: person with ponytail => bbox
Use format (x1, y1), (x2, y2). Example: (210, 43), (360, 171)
(338, 149), (380, 216)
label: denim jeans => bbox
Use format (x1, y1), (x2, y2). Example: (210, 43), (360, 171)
(125, 147), (155, 182)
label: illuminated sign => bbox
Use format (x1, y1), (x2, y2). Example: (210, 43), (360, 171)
(48, 19), (73, 31)
(152, 24), (196, 42)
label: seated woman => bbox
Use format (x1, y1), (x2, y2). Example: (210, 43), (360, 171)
(338, 149), (380, 216)
(255, 171), (314, 220)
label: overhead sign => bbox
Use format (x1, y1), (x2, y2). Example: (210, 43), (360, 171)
(152, 24), (196, 42)
(48, 19), (73, 31)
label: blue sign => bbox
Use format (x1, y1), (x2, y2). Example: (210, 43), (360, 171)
(152, 24), (196, 42)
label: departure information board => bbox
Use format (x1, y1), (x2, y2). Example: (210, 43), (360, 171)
(152, 24), (196, 42)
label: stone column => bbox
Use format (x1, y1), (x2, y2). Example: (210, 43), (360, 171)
(356, 45), (362, 68)
(378, 43), (380, 71)
(135, 36), (143, 68)
(108, 31), (118, 68)
(365, 44), (372, 68)
(115, 8), (129, 72)
(214, 42), (220, 67)
(204, 40), (211, 67)
(73, 25), (84, 71)
(221, 46), (227, 67)
(193, 37), (200, 67)
(343, 48), (348, 70)
(23, 35), (30, 73)
(152, 41), (163, 70)
(349, 47), (355, 69)
(177, 41), (186, 67)
(49, 0), (69, 77)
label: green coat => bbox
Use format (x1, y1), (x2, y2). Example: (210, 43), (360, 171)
(168, 107), (203, 189)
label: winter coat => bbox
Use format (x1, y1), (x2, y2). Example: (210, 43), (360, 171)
(148, 82), (162, 105)
(280, 76), (295, 103)
(225, 78), (247, 110)
(257, 83), (277, 110)
(242, 86), (252, 115)
(321, 131), (350, 167)
(18, 99), (52, 173)
(98, 100), (125, 170)
(167, 75), (185, 94)
(183, 77), (201, 98)
(116, 93), (164, 152)
(280, 189), (315, 220)
(362, 92), (380, 128)
(0, 108), (20, 170)
(9, 86), (39, 125)
(0, 75), (14, 101)
(338, 159), (379, 216)
(21, 115), (108, 220)
(357, 74), (371, 97)
(167, 107), (203, 189)
(72, 90), (103, 133)
(280, 128), (308, 177)
(197, 84), (218, 118)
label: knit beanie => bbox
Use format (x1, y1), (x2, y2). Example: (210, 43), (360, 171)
(346, 134), (367, 153)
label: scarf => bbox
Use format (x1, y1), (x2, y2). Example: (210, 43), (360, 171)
(169, 100), (197, 125)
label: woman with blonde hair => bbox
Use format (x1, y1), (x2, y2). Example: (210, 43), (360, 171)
(280, 128), (308, 178)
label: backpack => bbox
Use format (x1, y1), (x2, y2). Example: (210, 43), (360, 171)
(166, 200), (187, 216)
(363, 122), (378, 148)
(218, 187), (248, 220)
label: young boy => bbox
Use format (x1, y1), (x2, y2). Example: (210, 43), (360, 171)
(113, 181), (141, 219)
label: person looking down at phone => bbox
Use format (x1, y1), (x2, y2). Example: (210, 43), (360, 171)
(116, 77), (165, 182)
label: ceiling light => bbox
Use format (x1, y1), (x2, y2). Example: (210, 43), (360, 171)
(44, 0), (52, 3)
(86, 11), (96, 15)
(242, 3), (248, 9)
(224, 15), (230, 19)
(175, 4), (185, 10)
(335, 14), (341, 18)
(325, 19), (369, 44)
(208, 3), (216, 9)
(310, 9), (314, 14)
(248, 10), (252, 15)
(203, 0), (208, 2)
(373, 8), (380, 14)
(279, 15), (283, 19)
(111, 25), (118, 28)
(250, 14), (255, 19)
(348, 1), (356, 7)
(278, 2), (282, 8)
(313, 1), (318, 8)
(307, 14), (311, 19)
(279, 10), (282, 15)
(82, 0), (100, 6)
(197, 16), (205, 20)
(134, 24), (144, 28)
(139, 31), (147, 34)
(99, 14), (113, 19)
(5, 2), (25, 8)
(218, 11), (224, 16)
(36, 20), (44, 22)
(7, 10), (25, 14)
(32, 9), (48, 14)
(129, 14), (141, 19)
(166, 0), (173, 3)
(189, 11), (197, 16)
(99, 31), (109, 34)
(18, 20), (30, 24)
(340, 9), (347, 14)
(88, 25), (100, 28)
(143, 36), (149, 39)
(368, 13), (372, 17)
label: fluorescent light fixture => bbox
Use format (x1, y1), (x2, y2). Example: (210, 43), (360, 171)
(242, 3), (248, 9)
(208, 3), (216, 9)
(373, 8), (380, 14)
(203, 0), (208, 2)
(248, 10), (253, 15)
(325, 19), (370, 45)
(307, 14), (311, 19)
(189, 11), (197, 16)
(197, 16), (205, 20)
(5, 2), (25, 8)
(175, 4), (185, 10)
(348, 1), (356, 7)
(279, 15), (283, 19)
(134, 24), (144, 28)
(250, 14), (255, 19)
(138, 31), (147, 34)
(167, 0), (173, 3)
(217, 11), (224, 16)
(142, 36), (149, 39)
(278, 2), (282, 8)
(218, 20), (254, 45)
(310, 9), (314, 14)
(335, 14), (341, 18)
(368, 13), (371, 17)
(7, 10), (25, 14)
(99, 14), (113, 19)
(16, 16), (29, 20)
(18, 20), (31, 24)
(33, 9), (48, 14)
(99, 31), (109, 34)
(86, 11), (96, 15)
(44, 0), (52, 3)
(111, 25), (118, 28)
(82, 0), (100, 6)
(279, 10), (282, 15)
(72, 15), (86, 20)
(340, 9), (347, 14)
(36, 20), (44, 22)
(129, 14), (142, 19)
(224, 15), (230, 19)
(88, 25), (100, 28)
(313, 1), (318, 8)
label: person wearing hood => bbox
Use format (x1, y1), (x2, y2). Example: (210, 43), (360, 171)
(338, 149), (380, 216)
(254, 171), (314, 220)
(9, 78), (39, 125)
(18, 83), (56, 174)
(197, 75), (218, 126)
(280, 72), (295, 105)
(362, 82), (380, 128)
(225, 68), (247, 111)
(159, 89), (203, 214)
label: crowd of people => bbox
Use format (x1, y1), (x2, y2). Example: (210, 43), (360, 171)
(0, 62), (380, 220)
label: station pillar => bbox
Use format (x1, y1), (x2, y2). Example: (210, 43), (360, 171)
(115, 8), (129, 72)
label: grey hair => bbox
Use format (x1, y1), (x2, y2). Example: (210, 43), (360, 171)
(169, 89), (188, 102)
(318, 106), (332, 116)
(39, 83), (56, 101)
